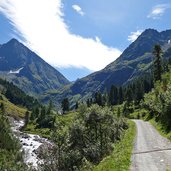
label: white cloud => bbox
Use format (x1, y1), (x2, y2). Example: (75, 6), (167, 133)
(147, 4), (170, 19)
(128, 30), (143, 42)
(0, 0), (121, 71)
(95, 36), (101, 43)
(72, 4), (84, 16)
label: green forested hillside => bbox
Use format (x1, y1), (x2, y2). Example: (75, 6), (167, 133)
(0, 78), (40, 110)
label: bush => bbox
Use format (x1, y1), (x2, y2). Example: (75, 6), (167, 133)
(41, 105), (128, 170)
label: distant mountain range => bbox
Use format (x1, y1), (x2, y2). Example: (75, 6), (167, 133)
(0, 39), (69, 96)
(41, 29), (171, 106)
(1, 29), (171, 107)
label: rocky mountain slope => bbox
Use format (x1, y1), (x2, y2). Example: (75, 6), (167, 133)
(43, 29), (171, 105)
(0, 39), (69, 95)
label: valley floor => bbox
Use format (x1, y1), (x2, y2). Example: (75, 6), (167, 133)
(131, 120), (171, 171)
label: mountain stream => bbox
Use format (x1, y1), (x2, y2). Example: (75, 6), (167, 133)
(11, 119), (52, 169)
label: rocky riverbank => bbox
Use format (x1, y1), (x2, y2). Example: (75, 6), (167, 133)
(10, 119), (52, 169)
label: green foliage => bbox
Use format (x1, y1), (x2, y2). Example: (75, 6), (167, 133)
(61, 98), (70, 113)
(109, 85), (118, 105)
(0, 104), (28, 170)
(89, 74), (153, 110)
(22, 110), (30, 130)
(129, 108), (148, 120)
(153, 44), (163, 82)
(29, 104), (55, 129)
(0, 110), (20, 151)
(93, 121), (136, 171)
(24, 100), (57, 138)
(143, 68), (171, 131)
(41, 105), (128, 171)
(0, 78), (40, 110)
(0, 95), (27, 118)
(118, 87), (123, 104)
(94, 92), (104, 106)
(150, 119), (171, 141)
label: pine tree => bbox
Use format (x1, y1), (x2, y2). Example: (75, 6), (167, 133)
(125, 88), (133, 105)
(86, 99), (91, 107)
(24, 111), (30, 128)
(47, 100), (53, 114)
(30, 109), (35, 121)
(153, 44), (163, 82)
(143, 79), (151, 93)
(109, 85), (118, 105)
(62, 98), (70, 113)
(117, 107), (121, 117)
(0, 102), (5, 115)
(118, 87), (123, 104)
(75, 102), (79, 109)
(94, 92), (103, 106)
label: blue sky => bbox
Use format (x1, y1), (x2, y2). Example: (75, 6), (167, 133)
(63, 0), (171, 50)
(0, 0), (171, 81)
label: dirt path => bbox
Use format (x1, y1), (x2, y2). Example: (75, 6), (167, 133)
(131, 120), (171, 171)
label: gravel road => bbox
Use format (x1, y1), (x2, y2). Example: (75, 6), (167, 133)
(131, 120), (171, 171)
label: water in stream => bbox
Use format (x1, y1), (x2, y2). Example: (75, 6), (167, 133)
(11, 119), (51, 169)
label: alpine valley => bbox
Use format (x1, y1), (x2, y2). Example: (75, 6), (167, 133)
(40, 29), (171, 106)
(1, 27), (171, 171)
(1, 29), (171, 107)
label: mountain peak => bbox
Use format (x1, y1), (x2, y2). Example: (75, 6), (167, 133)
(8, 38), (20, 44)
(111, 28), (171, 63)
(0, 38), (69, 95)
(5, 38), (22, 48)
(143, 28), (158, 33)
(139, 29), (160, 39)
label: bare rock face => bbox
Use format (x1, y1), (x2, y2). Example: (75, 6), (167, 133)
(35, 142), (54, 159)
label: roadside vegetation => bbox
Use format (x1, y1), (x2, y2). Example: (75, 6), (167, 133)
(93, 121), (136, 171)
(142, 69), (171, 140)
(127, 45), (171, 141)
(150, 119), (171, 141)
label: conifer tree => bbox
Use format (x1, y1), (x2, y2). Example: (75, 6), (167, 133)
(24, 111), (30, 128)
(118, 87), (123, 104)
(62, 98), (70, 113)
(153, 44), (163, 82)
(75, 102), (79, 109)
(47, 100), (53, 114)
(94, 92), (103, 106)
(109, 85), (118, 105)
(86, 99), (91, 107)
(125, 88), (133, 105)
